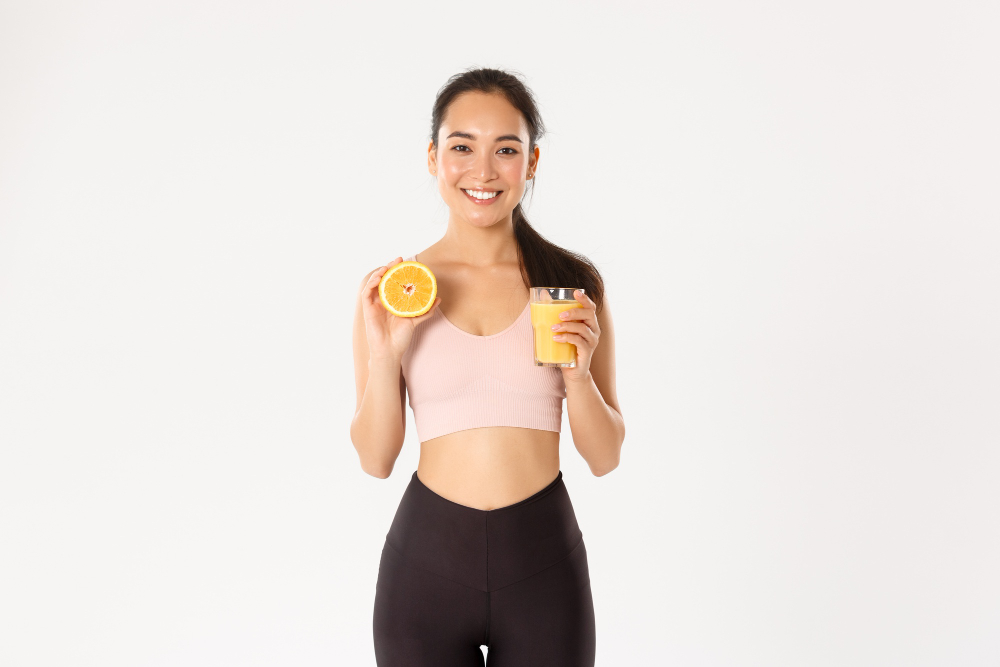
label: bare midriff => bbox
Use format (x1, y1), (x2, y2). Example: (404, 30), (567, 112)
(417, 427), (561, 510)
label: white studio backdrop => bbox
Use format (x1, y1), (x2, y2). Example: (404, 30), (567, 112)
(1, 1), (998, 665)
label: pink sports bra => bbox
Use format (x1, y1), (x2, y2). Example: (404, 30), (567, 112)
(399, 254), (566, 442)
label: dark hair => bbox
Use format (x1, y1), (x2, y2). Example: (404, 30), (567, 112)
(430, 67), (606, 314)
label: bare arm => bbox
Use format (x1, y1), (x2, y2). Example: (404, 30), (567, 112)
(349, 259), (440, 478)
(558, 293), (626, 476)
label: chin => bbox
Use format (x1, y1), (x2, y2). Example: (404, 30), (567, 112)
(466, 207), (514, 226)
(462, 215), (507, 229)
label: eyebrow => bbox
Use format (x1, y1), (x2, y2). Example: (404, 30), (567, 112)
(446, 131), (523, 144)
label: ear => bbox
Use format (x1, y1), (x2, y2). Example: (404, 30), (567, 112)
(427, 141), (438, 176)
(529, 145), (540, 175)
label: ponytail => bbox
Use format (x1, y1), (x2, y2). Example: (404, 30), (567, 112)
(512, 203), (605, 314)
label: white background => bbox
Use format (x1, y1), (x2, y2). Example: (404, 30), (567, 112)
(2, 1), (998, 665)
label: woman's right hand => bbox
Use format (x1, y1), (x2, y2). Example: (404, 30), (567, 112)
(361, 257), (442, 362)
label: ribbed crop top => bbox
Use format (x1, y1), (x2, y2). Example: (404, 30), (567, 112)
(399, 254), (566, 443)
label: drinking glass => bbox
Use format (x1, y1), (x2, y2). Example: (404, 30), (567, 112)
(530, 287), (584, 367)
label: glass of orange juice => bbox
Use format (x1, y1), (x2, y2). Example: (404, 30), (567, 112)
(530, 287), (584, 367)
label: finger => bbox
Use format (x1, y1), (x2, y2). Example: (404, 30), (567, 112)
(558, 306), (594, 322)
(553, 323), (597, 346)
(551, 320), (596, 339)
(369, 263), (391, 283)
(368, 257), (403, 286)
(367, 257), (405, 294)
(576, 290), (599, 314)
(557, 307), (599, 336)
(363, 266), (389, 303)
(361, 271), (382, 309)
(552, 331), (593, 352)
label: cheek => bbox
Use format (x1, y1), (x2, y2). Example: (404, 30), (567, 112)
(438, 167), (464, 201)
(501, 157), (527, 179)
(500, 161), (528, 195)
(439, 159), (465, 184)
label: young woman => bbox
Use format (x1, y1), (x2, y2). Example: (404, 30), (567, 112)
(351, 68), (625, 667)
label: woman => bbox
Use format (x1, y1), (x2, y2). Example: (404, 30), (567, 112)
(351, 67), (625, 666)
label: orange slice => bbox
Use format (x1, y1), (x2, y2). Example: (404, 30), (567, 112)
(378, 261), (437, 317)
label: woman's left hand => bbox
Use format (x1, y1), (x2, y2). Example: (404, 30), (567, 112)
(551, 289), (600, 385)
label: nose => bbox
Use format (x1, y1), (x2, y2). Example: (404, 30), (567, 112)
(471, 149), (498, 182)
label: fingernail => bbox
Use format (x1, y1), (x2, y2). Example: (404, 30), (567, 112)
(551, 324), (560, 331)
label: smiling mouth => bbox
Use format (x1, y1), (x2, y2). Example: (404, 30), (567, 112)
(463, 189), (502, 201)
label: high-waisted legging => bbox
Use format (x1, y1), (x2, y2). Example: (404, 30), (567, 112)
(373, 470), (596, 666)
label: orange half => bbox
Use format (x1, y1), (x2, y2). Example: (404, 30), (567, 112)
(378, 261), (437, 317)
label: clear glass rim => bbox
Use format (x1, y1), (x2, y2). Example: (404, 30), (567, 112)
(530, 287), (583, 303)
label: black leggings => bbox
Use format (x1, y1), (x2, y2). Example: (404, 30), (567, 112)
(373, 470), (596, 666)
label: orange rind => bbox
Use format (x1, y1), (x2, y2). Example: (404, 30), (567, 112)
(378, 261), (437, 317)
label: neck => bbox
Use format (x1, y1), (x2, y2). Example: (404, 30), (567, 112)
(442, 212), (518, 266)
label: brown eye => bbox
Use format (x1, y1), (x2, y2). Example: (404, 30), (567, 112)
(498, 147), (518, 155)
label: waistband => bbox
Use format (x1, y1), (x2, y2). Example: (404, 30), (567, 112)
(412, 469), (566, 514)
(384, 470), (583, 592)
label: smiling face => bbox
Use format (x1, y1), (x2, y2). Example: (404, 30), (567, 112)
(428, 91), (539, 228)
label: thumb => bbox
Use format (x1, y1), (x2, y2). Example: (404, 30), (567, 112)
(412, 297), (441, 326)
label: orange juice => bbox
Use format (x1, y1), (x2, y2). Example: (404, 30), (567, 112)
(530, 301), (583, 366)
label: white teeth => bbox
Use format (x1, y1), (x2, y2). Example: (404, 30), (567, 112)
(464, 189), (499, 200)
